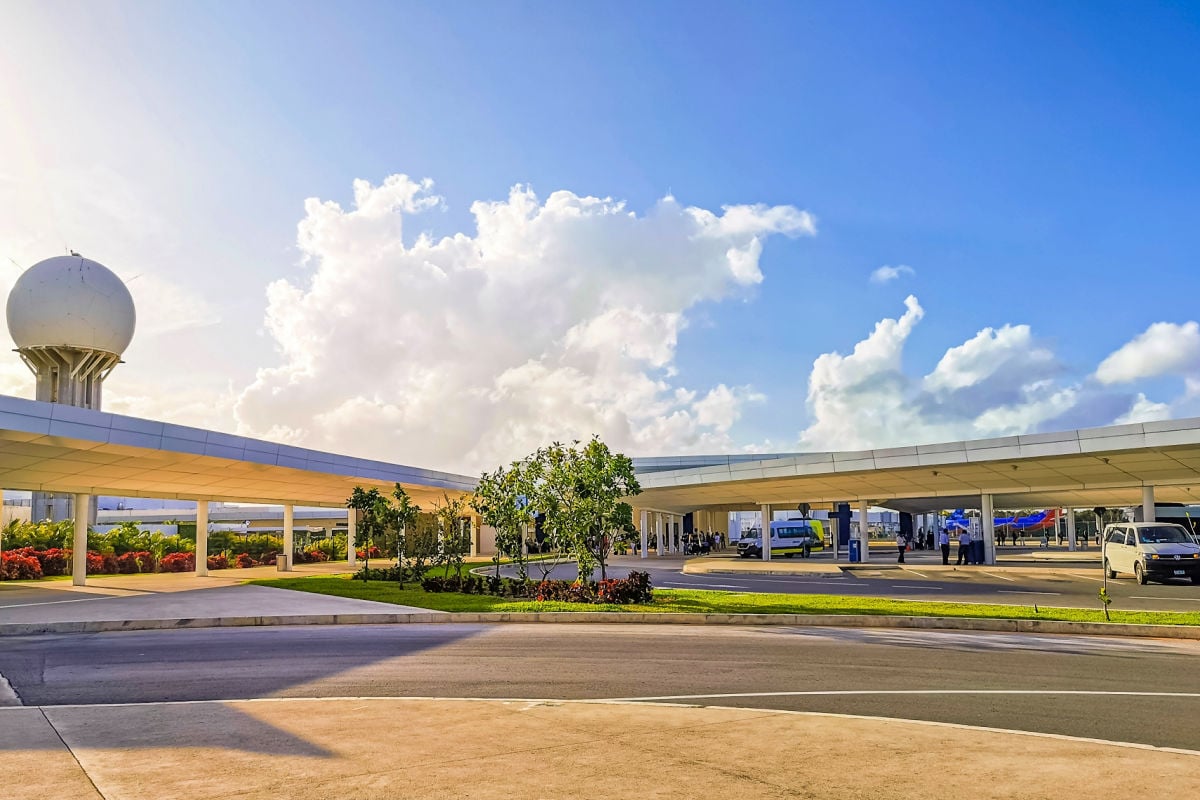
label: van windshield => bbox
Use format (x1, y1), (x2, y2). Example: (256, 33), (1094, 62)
(1137, 526), (1193, 544)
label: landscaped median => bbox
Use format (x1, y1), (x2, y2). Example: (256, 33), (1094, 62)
(249, 573), (1200, 628)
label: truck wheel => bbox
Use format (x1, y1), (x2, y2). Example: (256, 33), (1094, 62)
(1104, 559), (1116, 579)
(1135, 562), (1147, 585)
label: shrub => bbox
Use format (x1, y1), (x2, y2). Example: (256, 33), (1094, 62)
(87, 552), (118, 574)
(260, 551), (278, 566)
(116, 551), (155, 574)
(305, 549), (329, 562)
(355, 545), (382, 559)
(160, 552), (195, 572)
(0, 551), (43, 580)
(356, 565), (404, 581)
(35, 548), (71, 577)
(534, 580), (595, 603)
(207, 554), (229, 570)
(234, 553), (258, 569)
(597, 571), (653, 604)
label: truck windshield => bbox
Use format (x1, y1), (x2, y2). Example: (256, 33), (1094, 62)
(1137, 526), (1193, 544)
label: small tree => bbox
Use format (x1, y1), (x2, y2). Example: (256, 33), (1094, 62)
(578, 438), (640, 581)
(432, 492), (470, 581)
(347, 486), (393, 579)
(392, 484), (421, 584)
(530, 436), (640, 583)
(472, 460), (536, 583)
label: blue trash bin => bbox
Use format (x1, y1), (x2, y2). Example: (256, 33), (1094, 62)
(971, 539), (985, 564)
(848, 539), (861, 563)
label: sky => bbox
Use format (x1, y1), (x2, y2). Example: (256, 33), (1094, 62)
(1, 0), (1199, 474)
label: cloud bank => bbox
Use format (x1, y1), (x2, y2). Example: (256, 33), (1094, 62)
(233, 176), (813, 471)
(796, 297), (1197, 452)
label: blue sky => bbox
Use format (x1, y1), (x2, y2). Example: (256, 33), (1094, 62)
(1, 1), (1199, 470)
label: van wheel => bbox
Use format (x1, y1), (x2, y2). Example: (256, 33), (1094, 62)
(1104, 559), (1116, 579)
(1192, 574), (1200, 586)
(1135, 562), (1147, 585)
(784, 552), (794, 558)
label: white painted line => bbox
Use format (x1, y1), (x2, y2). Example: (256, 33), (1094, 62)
(998, 590), (1062, 596)
(981, 571), (1016, 583)
(0, 595), (125, 609)
(904, 570), (929, 578)
(892, 585), (943, 591)
(1130, 596), (1200, 602)
(1066, 572), (1105, 582)
(662, 582), (750, 590)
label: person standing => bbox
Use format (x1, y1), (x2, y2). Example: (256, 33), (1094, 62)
(956, 529), (972, 565)
(895, 530), (907, 563)
(938, 528), (951, 565)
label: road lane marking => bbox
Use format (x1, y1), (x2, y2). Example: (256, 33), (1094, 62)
(903, 570), (929, 578)
(0, 595), (126, 609)
(1065, 573), (1105, 582)
(1130, 596), (1200, 602)
(981, 571), (1016, 582)
(662, 582), (751, 590)
(891, 584), (943, 590)
(998, 590), (1061, 596)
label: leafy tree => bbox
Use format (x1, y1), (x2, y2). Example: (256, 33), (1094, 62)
(432, 492), (470, 581)
(347, 486), (394, 579)
(529, 436), (640, 583)
(472, 460), (536, 582)
(576, 438), (641, 581)
(391, 484), (421, 583)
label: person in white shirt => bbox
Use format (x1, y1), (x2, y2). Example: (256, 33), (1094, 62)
(957, 529), (973, 565)
(938, 529), (951, 564)
(895, 530), (907, 563)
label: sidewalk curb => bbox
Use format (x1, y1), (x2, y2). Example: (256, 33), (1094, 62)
(3, 611), (1199, 640)
(683, 562), (1101, 577)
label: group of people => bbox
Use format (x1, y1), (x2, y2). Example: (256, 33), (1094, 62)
(682, 531), (725, 555)
(640, 530), (725, 555)
(893, 526), (977, 565)
(892, 527), (938, 563)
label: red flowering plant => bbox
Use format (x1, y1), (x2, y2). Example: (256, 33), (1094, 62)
(159, 552), (195, 572)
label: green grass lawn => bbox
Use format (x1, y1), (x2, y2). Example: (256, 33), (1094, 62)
(248, 573), (1200, 626)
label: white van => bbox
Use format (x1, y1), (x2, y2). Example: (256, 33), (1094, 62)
(1102, 522), (1200, 585)
(737, 520), (825, 559)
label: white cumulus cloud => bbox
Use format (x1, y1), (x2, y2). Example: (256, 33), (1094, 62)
(797, 296), (1111, 451)
(233, 176), (814, 472)
(1094, 321), (1200, 384)
(869, 264), (915, 284)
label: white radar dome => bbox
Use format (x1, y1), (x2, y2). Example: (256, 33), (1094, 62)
(6, 255), (137, 355)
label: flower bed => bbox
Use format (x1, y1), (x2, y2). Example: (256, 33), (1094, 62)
(1, 551), (43, 580)
(159, 552), (195, 572)
(0, 547), (330, 578)
(418, 570), (654, 605)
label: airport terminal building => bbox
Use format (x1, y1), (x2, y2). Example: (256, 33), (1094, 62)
(5, 255), (1200, 584)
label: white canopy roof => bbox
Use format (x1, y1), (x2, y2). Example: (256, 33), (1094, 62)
(634, 418), (1200, 514)
(0, 395), (475, 507)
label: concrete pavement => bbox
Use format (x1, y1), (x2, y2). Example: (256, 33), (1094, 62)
(4, 699), (1196, 799)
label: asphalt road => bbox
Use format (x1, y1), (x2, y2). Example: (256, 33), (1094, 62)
(509, 555), (1200, 612)
(3, 623), (1199, 751)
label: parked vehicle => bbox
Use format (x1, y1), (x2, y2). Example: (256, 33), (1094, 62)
(1102, 522), (1200, 585)
(737, 519), (825, 558)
